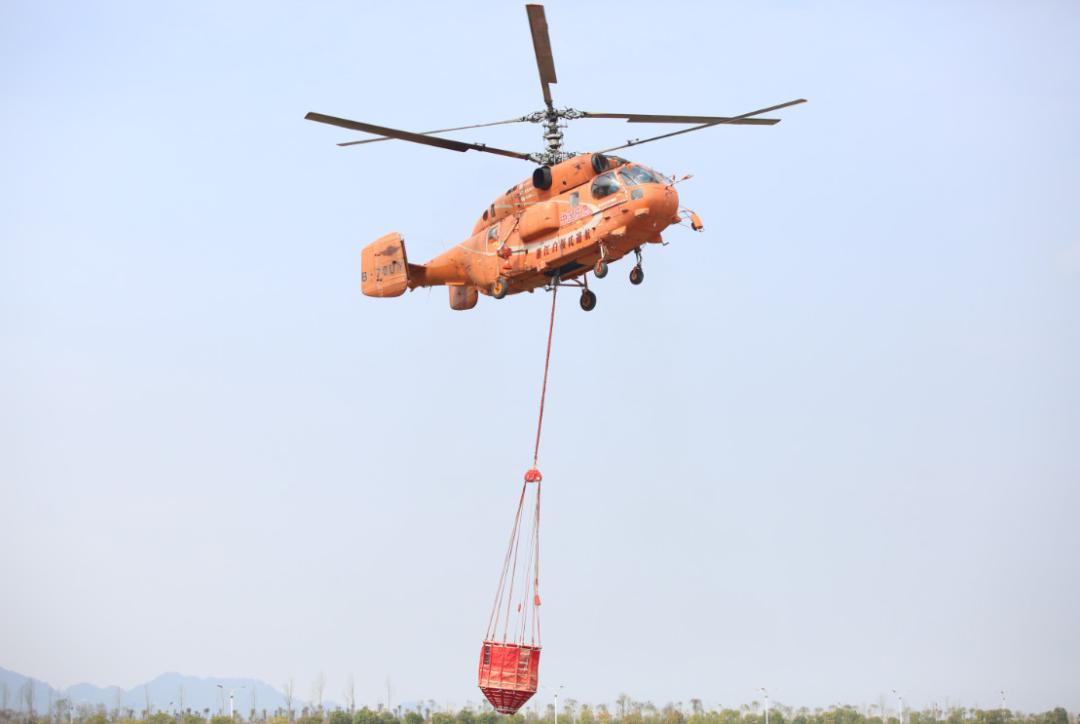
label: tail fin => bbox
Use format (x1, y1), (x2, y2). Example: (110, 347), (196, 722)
(361, 232), (416, 297)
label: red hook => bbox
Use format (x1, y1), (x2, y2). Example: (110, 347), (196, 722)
(524, 467), (543, 483)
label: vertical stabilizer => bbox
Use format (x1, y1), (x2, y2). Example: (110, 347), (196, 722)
(361, 232), (410, 297)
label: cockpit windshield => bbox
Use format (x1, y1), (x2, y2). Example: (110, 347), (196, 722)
(649, 167), (672, 185)
(591, 172), (621, 198)
(621, 165), (665, 185)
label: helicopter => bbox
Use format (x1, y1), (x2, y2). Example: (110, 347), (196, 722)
(306, 4), (804, 312)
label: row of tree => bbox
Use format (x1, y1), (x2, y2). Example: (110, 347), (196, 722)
(0, 702), (1072, 724)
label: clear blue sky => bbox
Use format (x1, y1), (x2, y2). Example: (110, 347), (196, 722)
(2, 0), (1078, 715)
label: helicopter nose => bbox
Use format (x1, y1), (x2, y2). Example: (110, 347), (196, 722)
(661, 183), (679, 220)
(646, 182), (678, 226)
(628, 183), (679, 237)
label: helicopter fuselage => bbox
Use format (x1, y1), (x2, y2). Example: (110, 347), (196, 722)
(360, 152), (685, 310)
(312, 4), (801, 311)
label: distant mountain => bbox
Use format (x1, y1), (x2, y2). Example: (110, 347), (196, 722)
(0, 667), (308, 716)
(0, 668), (57, 713)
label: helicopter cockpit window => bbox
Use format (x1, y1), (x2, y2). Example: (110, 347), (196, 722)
(590, 172), (620, 199)
(649, 167), (673, 185)
(625, 165), (660, 185)
(618, 169), (638, 186)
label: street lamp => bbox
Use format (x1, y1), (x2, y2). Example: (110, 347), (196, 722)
(541, 685), (564, 724)
(215, 686), (245, 719)
(892, 690), (903, 724)
(760, 689), (769, 724)
(230, 688), (245, 719)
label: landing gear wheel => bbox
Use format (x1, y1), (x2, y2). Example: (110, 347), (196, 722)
(579, 289), (597, 312)
(492, 277), (510, 299)
(593, 260), (608, 278)
(629, 266), (644, 285)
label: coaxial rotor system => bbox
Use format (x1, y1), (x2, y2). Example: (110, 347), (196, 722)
(306, 4), (805, 166)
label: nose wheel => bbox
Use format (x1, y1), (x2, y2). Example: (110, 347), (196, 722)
(579, 289), (597, 311)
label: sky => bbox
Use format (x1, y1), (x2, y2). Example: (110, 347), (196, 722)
(2, 0), (1079, 715)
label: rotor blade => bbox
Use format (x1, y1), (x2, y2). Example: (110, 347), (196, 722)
(597, 99), (807, 154)
(582, 112), (780, 126)
(337, 116), (528, 147)
(305, 112), (532, 160)
(526, 4), (557, 107)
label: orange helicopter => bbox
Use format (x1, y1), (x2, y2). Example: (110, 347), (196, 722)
(307, 4), (804, 312)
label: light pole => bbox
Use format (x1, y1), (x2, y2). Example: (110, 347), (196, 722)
(230, 688), (245, 719)
(1000, 691), (1007, 717)
(760, 689), (769, 724)
(541, 685), (564, 724)
(892, 691), (903, 724)
(215, 686), (245, 719)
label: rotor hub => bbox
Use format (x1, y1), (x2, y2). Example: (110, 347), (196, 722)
(523, 107), (585, 165)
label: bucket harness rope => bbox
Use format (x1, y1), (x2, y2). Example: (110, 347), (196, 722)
(485, 285), (559, 647)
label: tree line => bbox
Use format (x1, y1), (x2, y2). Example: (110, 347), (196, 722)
(0, 691), (1072, 724)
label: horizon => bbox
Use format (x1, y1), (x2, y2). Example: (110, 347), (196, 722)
(0, 667), (1070, 717)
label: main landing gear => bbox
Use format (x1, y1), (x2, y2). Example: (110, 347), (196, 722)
(549, 274), (598, 312)
(492, 276), (510, 299)
(629, 248), (644, 286)
(593, 241), (612, 279)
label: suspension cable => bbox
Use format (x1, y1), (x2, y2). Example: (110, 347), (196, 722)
(485, 285), (558, 648)
(531, 285), (558, 467)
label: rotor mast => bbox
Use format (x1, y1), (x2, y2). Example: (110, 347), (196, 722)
(542, 110), (563, 162)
